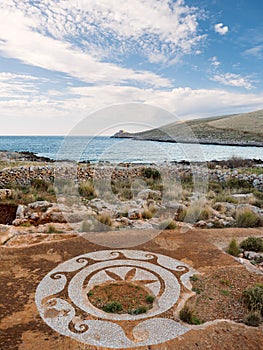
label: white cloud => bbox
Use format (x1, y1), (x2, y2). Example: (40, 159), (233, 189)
(1, 0), (205, 66)
(214, 23), (229, 35)
(0, 72), (47, 98)
(1, 83), (263, 134)
(243, 45), (263, 58)
(210, 73), (253, 90)
(0, 5), (171, 88)
(210, 56), (220, 67)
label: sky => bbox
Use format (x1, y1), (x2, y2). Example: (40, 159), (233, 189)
(0, 0), (263, 135)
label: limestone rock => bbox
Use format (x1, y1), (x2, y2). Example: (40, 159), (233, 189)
(0, 189), (12, 200)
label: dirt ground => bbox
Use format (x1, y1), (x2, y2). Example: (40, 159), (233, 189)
(0, 227), (263, 350)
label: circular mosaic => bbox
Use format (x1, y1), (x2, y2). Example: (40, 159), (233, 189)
(35, 250), (194, 348)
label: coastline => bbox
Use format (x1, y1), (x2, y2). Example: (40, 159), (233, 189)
(111, 133), (263, 148)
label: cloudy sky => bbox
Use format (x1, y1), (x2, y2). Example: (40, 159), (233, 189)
(0, 0), (263, 135)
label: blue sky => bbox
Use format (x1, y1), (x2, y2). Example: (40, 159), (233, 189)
(0, 0), (262, 135)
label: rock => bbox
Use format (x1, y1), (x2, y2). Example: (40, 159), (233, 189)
(116, 217), (132, 226)
(244, 251), (263, 260)
(66, 211), (89, 223)
(38, 208), (66, 224)
(164, 202), (186, 210)
(28, 201), (52, 211)
(128, 208), (143, 220)
(232, 193), (253, 199)
(0, 189), (12, 199)
(29, 212), (41, 221)
(0, 225), (15, 244)
(12, 218), (29, 226)
(244, 251), (258, 260)
(137, 189), (161, 200)
(236, 204), (262, 215)
(16, 205), (26, 219)
(131, 220), (153, 229)
(195, 220), (207, 228)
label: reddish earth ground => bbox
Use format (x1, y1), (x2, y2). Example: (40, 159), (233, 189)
(0, 227), (263, 350)
(88, 282), (154, 314)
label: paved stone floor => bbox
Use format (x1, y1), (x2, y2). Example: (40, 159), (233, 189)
(35, 250), (195, 348)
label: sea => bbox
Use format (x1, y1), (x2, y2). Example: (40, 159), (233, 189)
(0, 136), (262, 163)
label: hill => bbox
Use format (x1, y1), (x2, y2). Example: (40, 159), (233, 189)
(113, 109), (263, 146)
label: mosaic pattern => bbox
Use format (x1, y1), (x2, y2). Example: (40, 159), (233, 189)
(35, 250), (194, 348)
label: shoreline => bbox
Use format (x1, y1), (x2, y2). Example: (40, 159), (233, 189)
(0, 149), (263, 165)
(111, 134), (263, 148)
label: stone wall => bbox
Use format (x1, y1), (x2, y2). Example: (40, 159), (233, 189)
(0, 164), (262, 192)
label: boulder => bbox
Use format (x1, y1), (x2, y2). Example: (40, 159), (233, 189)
(128, 208), (143, 220)
(137, 189), (161, 200)
(16, 205), (26, 219)
(0, 225), (15, 244)
(28, 201), (52, 211)
(0, 189), (12, 200)
(131, 220), (153, 230)
(236, 204), (262, 215)
(38, 208), (66, 224)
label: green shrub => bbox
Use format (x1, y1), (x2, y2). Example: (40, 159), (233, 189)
(179, 305), (202, 325)
(242, 284), (263, 315)
(128, 306), (148, 315)
(244, 310), (262, 327)
(224, 178), (252, 190)
(142, 167), (161, 180)
(227, 238), (240, 257)
(103, 301), (123, 313)
(145, 295), (155, 303)
(236, 210), (261, 228)
(190, 275), (199, 282)
(240, 236), (263, 252)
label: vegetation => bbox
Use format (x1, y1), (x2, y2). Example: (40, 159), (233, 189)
(128, 306), (148, 315)
(103, 301), (123, 313)
(47, 225), (61, 234)
(141, 206), (156, 219)
(78, 180), (96, 199)
(244, 310), (262, 327)
(96, 213), (113, 227)
(227, 238), (240, 257)
(179, 306), (202, 325)
(159, 219), (177, 230)
(236, 209), (262, 228)
(88, 282), (154, 315)
(145, 295), (155, 303)
(190, 275), (199, 282)
(240, 237), (263, 252)
(142, 167), (161, 180)
(3, 179), (56, 205)
(119, 109), (263, 146)
(242, 284), (263, 316)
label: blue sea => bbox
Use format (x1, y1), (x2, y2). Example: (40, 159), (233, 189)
(0, 136), (262, 163)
